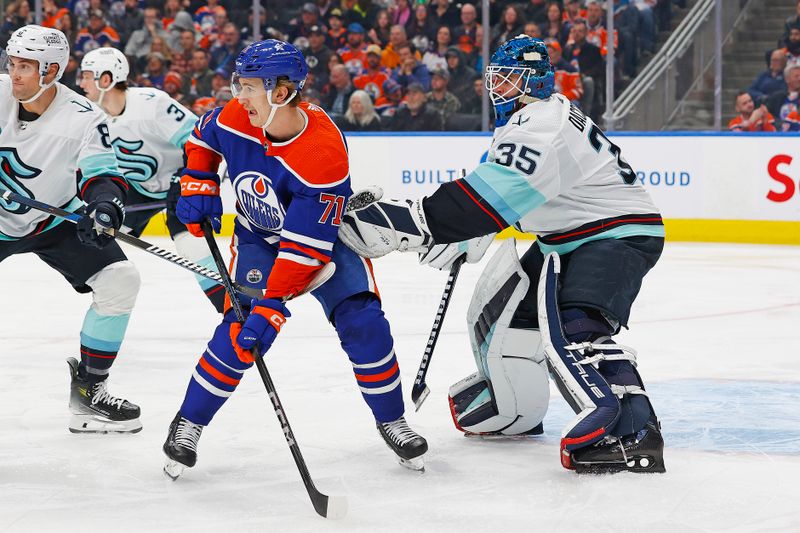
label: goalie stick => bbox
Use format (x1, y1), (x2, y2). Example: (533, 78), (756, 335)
(0, 188), (261, 299)
(200, 219), (347, 520)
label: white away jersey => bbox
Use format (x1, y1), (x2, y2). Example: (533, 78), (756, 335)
(464, 94), (663, 254)
(106, 87), (196, 199)
(0, 76), (122, 239)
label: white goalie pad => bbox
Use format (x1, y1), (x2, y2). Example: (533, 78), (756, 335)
(448, 239), (550, 435)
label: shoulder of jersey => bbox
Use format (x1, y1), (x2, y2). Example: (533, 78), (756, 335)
(216, 100), (349, 187)
(56, 84), (105, 122)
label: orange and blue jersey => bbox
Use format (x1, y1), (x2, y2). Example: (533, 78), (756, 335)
(338, 44), (369, 75)
(354, 68), (390, 100)
(728, 112), (777, 132)
(74, 26), (121, 55)
(186, 100), (352, 300)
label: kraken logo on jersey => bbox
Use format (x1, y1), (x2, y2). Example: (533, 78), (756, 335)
(0, 147), (40, 215)
(234, 171), (286, 232)
(111, 137), (159, 195)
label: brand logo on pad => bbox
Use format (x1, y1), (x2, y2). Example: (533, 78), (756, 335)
(233, 171), (285, 232)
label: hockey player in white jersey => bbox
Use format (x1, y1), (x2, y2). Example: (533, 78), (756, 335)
(0, 25), (141, 433)
(78, 48), (224, 312)
(340, 35), (665, 474)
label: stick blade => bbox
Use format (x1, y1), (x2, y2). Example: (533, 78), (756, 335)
(411, 384), (430, 411)
(324, 495), (349, 520)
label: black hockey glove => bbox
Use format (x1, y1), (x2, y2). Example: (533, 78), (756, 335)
(166, 174), (181, 216)
(76, 197), (125, 248)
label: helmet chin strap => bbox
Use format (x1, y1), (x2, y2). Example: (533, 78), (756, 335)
(94, 79), (112, 107)
(260, 88), (298, 130)
(17, 74), (56, 104)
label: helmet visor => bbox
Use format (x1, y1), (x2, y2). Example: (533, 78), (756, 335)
(231, 73), (269, 98)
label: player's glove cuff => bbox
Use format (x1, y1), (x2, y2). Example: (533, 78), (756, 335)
(180, 170), (220, 197)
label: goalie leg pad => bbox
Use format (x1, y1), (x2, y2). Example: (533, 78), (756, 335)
(449, 239), (549, 436)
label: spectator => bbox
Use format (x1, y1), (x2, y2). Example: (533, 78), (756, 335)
(460, 77), (484, 114)
(74, 0), (104, 29)
(429, 0), (459, 30)
(195, 1), (225, 40)
(339, 22), (369, 76)
(564, 20), (604, 79)
(163, 70), (185, 102)
(426, 67), (460, 121)
(382, 24), (409, 70)
(181, 49), (215, 105)
(192, 96), (216, 116)
(445, 45), (478, 102)
(548, 40), (583, 103)
(728, 91), (776, 132)
(781, 25), (800, 65)
(563, 0), (587, 26)
(339, 0), (368, 28)
(612, 0), (641, 77)
(453, 3), (480, 57)
(171, 29), (197, 75)
(302, 87), (324, 106)
(340, 89), (382, 131)
(74, 9), (121, 58)
(139, 52), (167, 89)
(388, 82), (443, 131)
(323, 63), (355, 116)
(375, 77), (404, 117)
(327, 8), (347, 49)
(210, 66), (230, 96)
(541, 2), (570, 46)
(368, 9), (392, 47)
(307, 25), (333, 81)
(491, 5), (526, 50)
(390, 0), (412, 27)
(112, 0), (142, 45)
(630, 0), (657, 56)
(210, 22), (244, 73)
(525, 0), (549, 26)
(523, 21), (543, 39)
(42, 0), (70, 29)
(585, 2), (617, 56)
(354, 44), (390, 101)
(391, 42), (431, 91)
(750, 49), (788, 101)
(781, 1), (800, 47)
(289, 2), (322, 42)
(765, 63), (800, 128)
(422, 25), (451, 72)
(125, 7), (168, 64)
(165, 10), (195, 51)
(198, 8), (229, 50)
(50, 8), (78, 47)
(407, 3), (436, 43)
(162, 0), (181, 29)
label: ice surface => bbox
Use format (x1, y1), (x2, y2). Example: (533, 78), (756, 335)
(1, 240), (798, 532)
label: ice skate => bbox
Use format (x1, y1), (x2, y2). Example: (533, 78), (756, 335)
(67, 357), (142, 434)
(163, 412), (204, 480)
(568, 419), (666, 474)
(377, 416), (428, 472)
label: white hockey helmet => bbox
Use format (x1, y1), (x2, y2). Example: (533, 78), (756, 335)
(5, 25), (70, 81)
(81, 47), (129, 86)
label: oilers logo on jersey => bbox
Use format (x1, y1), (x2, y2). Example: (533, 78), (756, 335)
(0, 147), (40, 214)
(234, 171), (286, 232)
(111, 138), (159, 192)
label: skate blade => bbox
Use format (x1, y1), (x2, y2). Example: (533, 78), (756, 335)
(397, 455), (425, 472)
(69, 414), (142, 434)
(573, 455), (666, 474)
(163, 459), (186, 481)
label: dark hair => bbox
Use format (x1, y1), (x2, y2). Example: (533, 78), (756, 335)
(734, 89), (750, 104)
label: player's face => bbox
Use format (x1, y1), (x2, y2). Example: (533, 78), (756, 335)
(6, 57), (42, 100)
(78, 71), (104, 101)
(488, 70), (524, 101)
(235, 77), (272, 127)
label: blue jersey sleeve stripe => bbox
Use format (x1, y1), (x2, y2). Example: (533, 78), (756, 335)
(465, 163), (547, 225)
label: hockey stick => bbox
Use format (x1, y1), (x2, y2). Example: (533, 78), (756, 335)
(125, 201), (167, 213)
(0, 189), (261, 299)
(200, 219), (347, 520)
(411, 255), (465, 411)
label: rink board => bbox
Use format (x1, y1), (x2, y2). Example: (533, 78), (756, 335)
(142, 132), (800, 244)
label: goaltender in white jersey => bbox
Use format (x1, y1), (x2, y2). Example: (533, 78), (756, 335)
(79, 47), (224, 312)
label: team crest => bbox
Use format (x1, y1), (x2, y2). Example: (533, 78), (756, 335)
(233, 171), (286, 232)
(0, 147), (40, 214)
(111, 138), (159, 196)
(246, 269), (263, 283)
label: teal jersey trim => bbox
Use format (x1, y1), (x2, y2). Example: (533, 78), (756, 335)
(80, 309), (131, 353)
(536, 224), (667, 255)
(129, 181), (169, 200)
(169, 120), (195, 149)
(464, 387), (492, 413)
(193, 255), (220, 290)
(0, 196), (83, 241)
(465, 163), (547, 226)
(78, 152), (122, 182)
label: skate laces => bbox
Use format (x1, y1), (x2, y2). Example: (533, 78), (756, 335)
(90, 381), (125, 410)
(175, 418), (203, 452)
(381, 417), (419, 446)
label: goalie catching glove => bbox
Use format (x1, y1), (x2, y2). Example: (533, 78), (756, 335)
(419, 233), (495, 271)
(339, 187), (433, 258)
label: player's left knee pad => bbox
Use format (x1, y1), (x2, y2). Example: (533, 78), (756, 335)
(538, 253), (652, 466)
(449, 239), (550, 436)
(85, 260), (140, 314)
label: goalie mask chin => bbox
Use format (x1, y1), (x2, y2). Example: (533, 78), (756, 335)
(448, 239), (550, 436)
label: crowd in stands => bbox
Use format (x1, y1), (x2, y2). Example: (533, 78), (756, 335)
(732, 0), (800, 132)
(0, 0), (685, 130)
